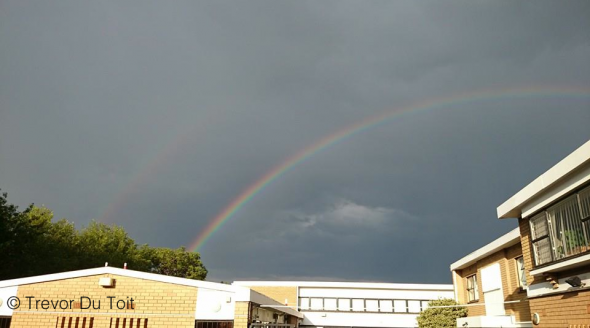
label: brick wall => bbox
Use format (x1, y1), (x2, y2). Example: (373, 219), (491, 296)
(519, 217), (590, 327)
(529, 289), (590, 328)
(10, 274), (198, 328)
(454, 242), (531, 321)
(233, 302), (250, 328)
(247, 287), (297, 308)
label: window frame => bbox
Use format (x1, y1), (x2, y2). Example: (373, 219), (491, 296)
(466, 274), (479, 303)
(514, 256), (527, 289)
(528, 184), (590, 268)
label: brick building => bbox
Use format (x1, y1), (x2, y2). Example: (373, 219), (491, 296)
(497, 139), (590, 327)
(0, 266), (301, 328)
(450, 228), (532, 327)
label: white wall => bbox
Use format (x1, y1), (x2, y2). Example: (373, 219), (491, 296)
(0, 286), (18, 316)
(195, 288), (235, 320)
(299, 287), (454, 300)
(298, 287), (454, 328)
(302, 311), (420, 328)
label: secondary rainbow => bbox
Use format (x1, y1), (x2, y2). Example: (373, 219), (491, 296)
(188, 86), (590, 252)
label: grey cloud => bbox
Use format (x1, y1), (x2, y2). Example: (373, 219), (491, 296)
(1, 0), (589, 284)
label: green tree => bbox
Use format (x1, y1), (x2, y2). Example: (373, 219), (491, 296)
(139, 246), (207, 280)
(416, 298), (468, 328)
(77, 221), (145, 269)
(0, 189), (207, 280)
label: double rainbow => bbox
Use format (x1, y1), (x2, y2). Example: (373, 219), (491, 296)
(187, 86), (590, 252)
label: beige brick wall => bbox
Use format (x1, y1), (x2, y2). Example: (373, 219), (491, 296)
(233, 302), (251, 328)
(454, 242), (531, 321)
(528, 289), (590, 328)
(10, 274), (198, 328)
(248, 287), (297, 308)
(519, 217), (590, 327)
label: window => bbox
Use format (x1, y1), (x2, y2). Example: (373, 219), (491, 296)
(379, 300), (393, 312)
(324, 298), (337, 311)
(393, 300), (407, 313)
(420, 301), (430, 311)
(299, 298), (309, 310)
(407, 300), (421, 313)
(297, 297), (436, 314)
(515, 256), (527, 288)
(337, 299), (350, 311)
(352, 299), (364, 312)
(466, 275), (478, 302)
(365, 300), (379, 312)
(310, 298), (323, 310)
(529, 185), (590, 266)
(0, 318), (11, 328)
(110, 318), (147, 328)
(530, 212), (553, 265)
(195, 321), (233, 328)
(57, 317), (94, 328)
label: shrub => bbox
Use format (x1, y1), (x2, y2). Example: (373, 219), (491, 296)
(417, 298), (468, 328)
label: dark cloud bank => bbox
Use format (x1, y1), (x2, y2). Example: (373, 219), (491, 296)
(1, 0), (589, 283)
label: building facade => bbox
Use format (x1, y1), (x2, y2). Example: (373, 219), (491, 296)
(497, 140), (590, 327)
(233, 281), (454, 328)
(0, 267), (301, 328)
(450, 228), (532, 327)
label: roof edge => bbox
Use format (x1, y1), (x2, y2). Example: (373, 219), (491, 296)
(450, 227), (520, 271)
(0, 267), (235, 292)
(497, 140), (590, 219)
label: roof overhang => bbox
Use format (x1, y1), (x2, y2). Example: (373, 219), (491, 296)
(0, 267), (235, 292)
(0, 267), (304, 318)
(450, 228), (520, 271)
(497, 140), (590, 219)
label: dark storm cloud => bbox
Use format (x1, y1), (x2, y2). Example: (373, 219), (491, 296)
(1, 0), (589, 283)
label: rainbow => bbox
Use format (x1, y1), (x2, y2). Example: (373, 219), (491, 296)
(187, 86), (590, 252)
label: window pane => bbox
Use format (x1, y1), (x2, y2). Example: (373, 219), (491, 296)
(352, 299), (364, 312)
(532, 238), (552, 265)
(393, 300), (406, 313)
(365, 300), (379, 312)
(530, 212), (549, 239)
(579, 185), (590, 220)
(299, 298), (309, 310)
(379, 300), (393, 312)
(338, 299), (350, 311)
(408, 300), (421, 313)
(467, 276), (478, 302)
(516, 257), (527, 287)
(310, 298), (323, 310)
(324, 298), (337, 311)
(421, 301), (429, 311)
(547, 195), (587, 259)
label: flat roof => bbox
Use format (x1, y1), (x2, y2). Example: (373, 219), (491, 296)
(0, 266), (303, 317)
(0, 266), (236, 292)
(233, 281), (453, 291)
(450, 227), (520, 271)
(497, 139), (590, 219)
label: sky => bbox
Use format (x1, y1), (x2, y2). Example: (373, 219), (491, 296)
(1, 0), (589, 283)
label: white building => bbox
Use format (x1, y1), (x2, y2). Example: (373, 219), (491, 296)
(234, 281), (454, 328)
